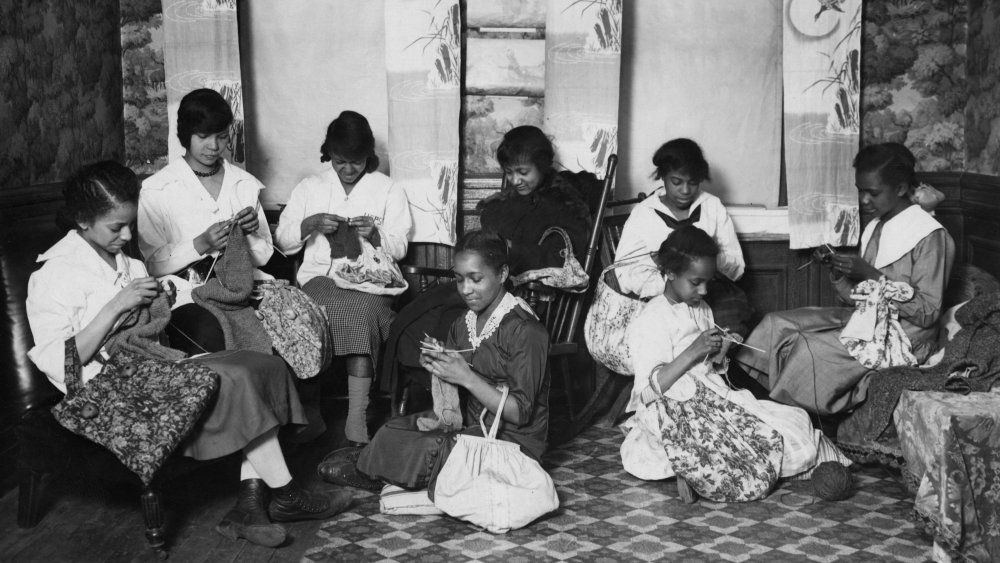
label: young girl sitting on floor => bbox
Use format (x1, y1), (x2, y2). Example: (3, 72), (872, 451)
(620, 226), (848, 502)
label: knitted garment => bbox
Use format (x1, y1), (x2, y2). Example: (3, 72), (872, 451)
(839, 277), (918, 369)
(192, 226), (272, 354)
(105, 290), (187, 361)
(841, 290), (1000, 443)
(416, 374), (463, 431)
(326, 223), (362, 260)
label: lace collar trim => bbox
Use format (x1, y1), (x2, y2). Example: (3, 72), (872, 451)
(465, 292), (536, 350)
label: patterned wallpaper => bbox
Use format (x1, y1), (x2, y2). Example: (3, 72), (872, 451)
(859, 0), (969, 172)
(965, 0), (1000, 175)
(121, 0), (168, 175)
(0, 0), (125, 188)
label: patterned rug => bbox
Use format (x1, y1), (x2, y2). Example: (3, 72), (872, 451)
(304, 426), (933, 562)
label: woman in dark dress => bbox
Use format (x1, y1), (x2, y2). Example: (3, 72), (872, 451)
(319, 231), (551, 493)
(377, 125), (590, 411)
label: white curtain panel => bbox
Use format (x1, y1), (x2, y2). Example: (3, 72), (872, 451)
(783, 0), (862, 248)
(161, 0), (245, 168)
(384, 0), (462, 244)
(543, 0), (622, 180)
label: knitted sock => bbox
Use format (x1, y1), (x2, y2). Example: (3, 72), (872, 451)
(417, 375), (462, 431)
(105, 290), (187, 361)
(345, 374), (371, 444)
(192, 226), (272, 353)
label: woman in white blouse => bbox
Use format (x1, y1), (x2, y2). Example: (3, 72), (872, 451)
(138, 88), (273, 353)
(614, 138), (752, 336)
(275, 111), (412, 445)
(28, 161), (350, 548)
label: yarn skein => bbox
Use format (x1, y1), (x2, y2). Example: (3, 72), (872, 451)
(812, 461), (853, 501)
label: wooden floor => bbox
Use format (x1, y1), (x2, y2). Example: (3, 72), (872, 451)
(0, 395), (375, 563)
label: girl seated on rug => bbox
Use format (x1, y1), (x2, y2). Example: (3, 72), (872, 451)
(379, 125), (590, 414)
(138, 88), (274, 354)
(613, 138), (751, 336)
(620, 226), (848, 501)
(318, 230), (551, 495)
(27, 162), (351, 548)
(734, 143), (956, 415)
(275, 111), (412, 445)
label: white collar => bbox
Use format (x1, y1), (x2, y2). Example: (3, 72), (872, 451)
(464, 292), (537, 350)
(861, 205), (943, 269)
(644, 187), (709, 218)
(37, 231), (133, 284)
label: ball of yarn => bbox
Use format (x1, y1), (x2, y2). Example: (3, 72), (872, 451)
(812, 461), (853, 501)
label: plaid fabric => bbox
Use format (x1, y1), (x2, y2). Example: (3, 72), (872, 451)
(302, 276), (394, 359)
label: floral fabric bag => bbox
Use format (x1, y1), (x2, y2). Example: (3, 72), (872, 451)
(52, 338), (219, 485)
(329, 238), (408, 296)
(510, 227), (589, 292)
(256, 279), (332, 378)
(433, 386), (559, 533)
(654, 378), (783, 502)
(584, 260), (647, 375)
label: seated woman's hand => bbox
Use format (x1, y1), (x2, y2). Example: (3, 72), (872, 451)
(110, 277), (160, 315)
(421, 349), (474, 387)
(195, 220), (231, 255)
(302, 213), (343, 238)
(349, 216), (377, 240)
(829, 253), (881, 281)
(234, 206), (259, 235)
(690, 328), (723, 360)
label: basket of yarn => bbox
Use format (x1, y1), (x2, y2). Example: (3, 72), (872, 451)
(812, 461), (853, 501)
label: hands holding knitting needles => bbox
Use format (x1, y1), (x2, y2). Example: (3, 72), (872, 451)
(419, 334), (476, 387)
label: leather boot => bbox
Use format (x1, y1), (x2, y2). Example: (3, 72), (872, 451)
(268, 479), (354, 523)
(216, 479), (287, 547)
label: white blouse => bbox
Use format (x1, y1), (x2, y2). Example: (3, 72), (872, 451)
(27, 231), (150, 394)
(275, 168), (412, 286)
(138, 158), (273, 305)
(614, 189), (745, 298)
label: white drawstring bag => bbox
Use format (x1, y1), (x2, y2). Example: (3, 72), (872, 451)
(432, 386), (559, 533)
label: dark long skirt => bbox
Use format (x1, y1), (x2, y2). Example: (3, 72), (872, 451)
(302, 277), (395, 360)
(180, 350), (306, 459)
(734, 307), (871, 416)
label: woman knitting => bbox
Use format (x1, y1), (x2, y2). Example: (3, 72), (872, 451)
(379, 125), (589, 415)
(620, 226), (848, 502)
(319, 231), (551, 495)
(275, 111), (412, 445)
(735, 143), (956, 415)
(613, 138), (751, 335)
(138, 88), (273, 354)
(27, 161), (351, 548)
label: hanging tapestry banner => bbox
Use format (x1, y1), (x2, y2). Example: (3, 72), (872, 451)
(543, 0), (622, 179)
(384, 0), (462, 244)
(783, 0), (862, 249)
(161, 0), (245, 167)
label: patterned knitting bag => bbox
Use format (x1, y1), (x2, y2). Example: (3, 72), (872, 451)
(584, 258), (648, 375)
(256, 279), (333, 379)
(654, 379), (783, 502)
(52, 338), (219, 485)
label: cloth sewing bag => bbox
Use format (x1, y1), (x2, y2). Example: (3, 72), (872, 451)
(653, 378), (783, 502)
(584, 258), (648, 375)
(255, 279), (332, 378)
(329, 237), (408, 296)
(433, 386), (559, 533)
(52, 338), (219, 485)
(510, 227), (589, 292)
(840, 277), (918, 369)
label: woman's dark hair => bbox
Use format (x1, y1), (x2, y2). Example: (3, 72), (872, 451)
(652, 138), (711, 183)
(496, 125), (555, 173)
(853, 142), (917, 194)
(655, 225), (719, 275)
(454, 230), (509, 274)
(56, 161), (140, 232)
(320, 111), (379, 172)
(176, 88), (233, 149)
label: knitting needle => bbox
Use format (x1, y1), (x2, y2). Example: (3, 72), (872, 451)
(713, 323), (766, 353)
(796, 259), (815, 271)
